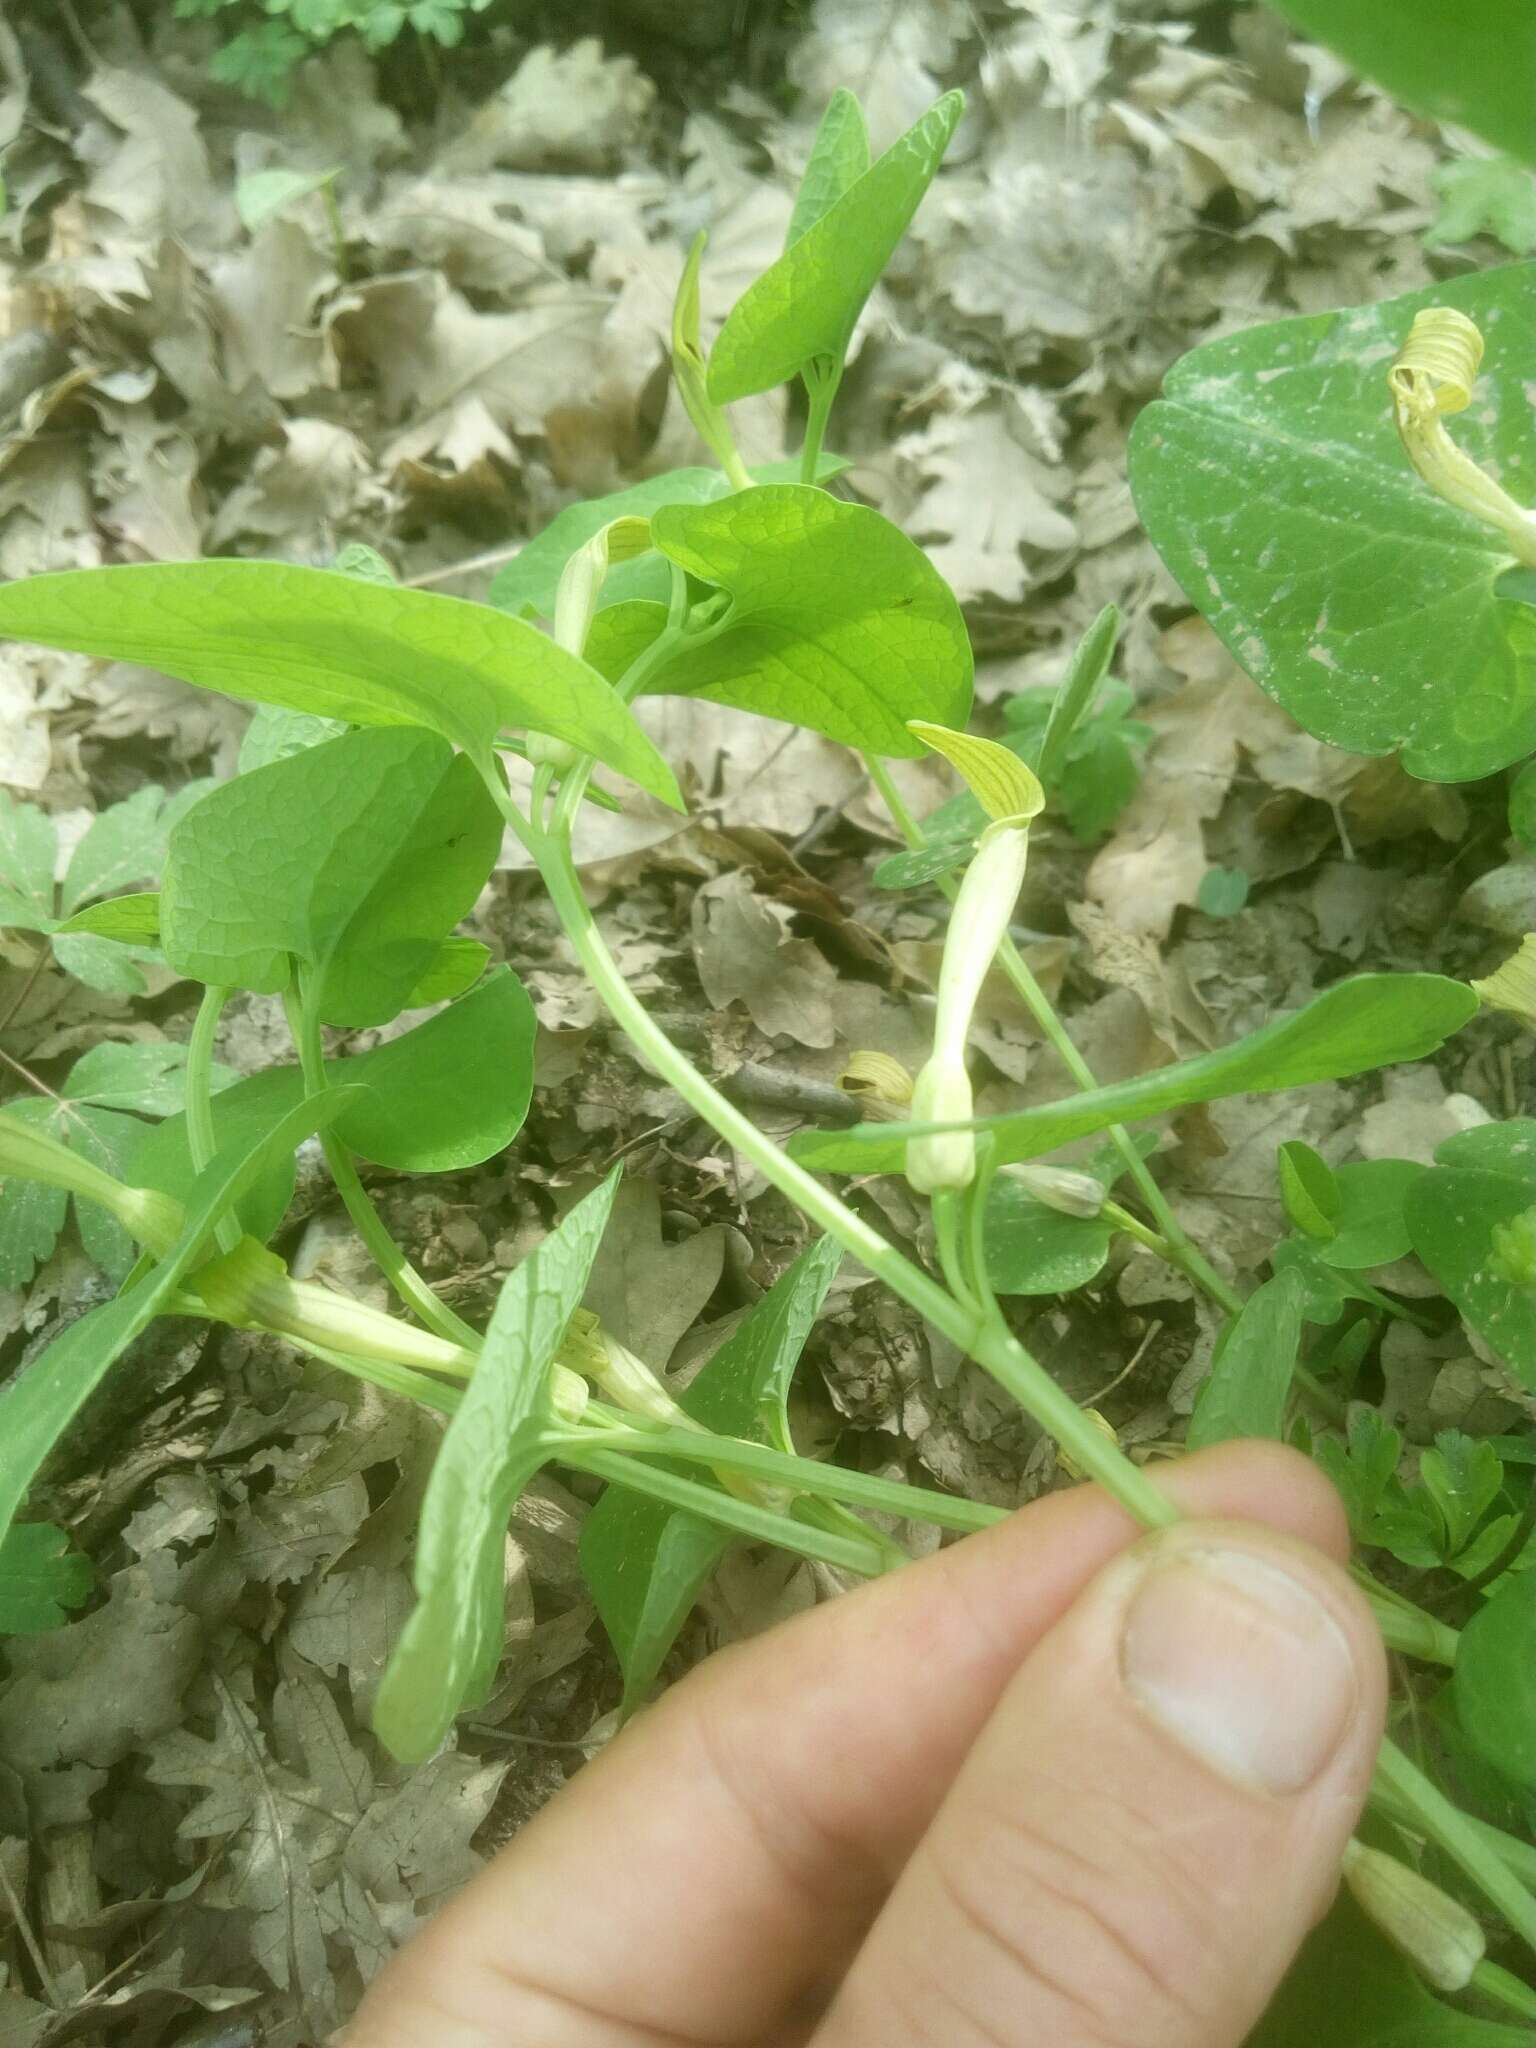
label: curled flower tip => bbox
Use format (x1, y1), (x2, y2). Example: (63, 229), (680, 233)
(1389, 306), (1536, 567)
(1342, 1841), (1485, 1993)
(837, 1050), (914, 1120)
(1470, 932), (1536, 1032)
(907, 721), (1045, 824)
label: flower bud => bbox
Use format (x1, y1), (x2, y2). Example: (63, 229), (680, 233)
(559, 1308), (690, 1427)
(1001, 1163), (1105, 1219)
(549, 1364), (591, 1424)
(1342, 1841), (1486, 1993)
(191, 1237), (478, 1378)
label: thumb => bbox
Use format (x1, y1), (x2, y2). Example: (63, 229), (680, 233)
(813, 1517), (1388, 2048)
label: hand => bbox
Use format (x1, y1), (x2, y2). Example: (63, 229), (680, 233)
(342, 1441), (1386, 2047)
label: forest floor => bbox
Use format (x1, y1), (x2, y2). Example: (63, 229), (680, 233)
(0, 0), (1528, 2038)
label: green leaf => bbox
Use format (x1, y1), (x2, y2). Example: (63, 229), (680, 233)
(0, 787), (56, 931)
(787, 974), (1478, 1174)
(1510, 759), (1536, 848)
(1197, 866), (1250, 919)
(486, 461), (845, 623)
(402, 935), (490, 1007)
(1406, 1167), (1536, 1389)
(872, 837), (975, 890)
(0, 1100), (67, 1287)
(1252, 1888), (1530, 2046)
(134, 968), (537, 1233)
(52, 892), (161, 944)
(0, 1523), (92, 1635)
(67, 1040), (237, 1118)
(161, 727), (502, 1026)
(1419, 1430), (1505, 1559)
(60, 782), (211, 917)
(786, 88), (871, 248)
(374, 1168), (622, 1764)
(1429, 157), (1536, 255)
(1278, 1140), (1340, 1241)
(0, 1085), (360, 1553)
(1128, 263), (1536, 782)
(647, 487), (973, 755)
(238, 704), (349, 773)
(580, 1237), (843, 1714)
(1317, 1159), (1426, 1269)
(1454, 1571), (1536, 1789)
(707, 91), (963, 402)
(1269, 0), (1536, 167)
(0, 561), (683, 809)
(234, 163), (340, 234)
(1437, 1120), (1536, 1180)
(1187, 1268), (1309, 1450)
(0, 1047), (215, 1285)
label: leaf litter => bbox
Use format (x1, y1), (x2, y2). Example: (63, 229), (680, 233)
(0, 0), (1522, 2032)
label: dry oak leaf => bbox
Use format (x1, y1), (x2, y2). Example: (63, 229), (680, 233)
(691, 871), (839, 1049)
(581, 1176), (727, 1368)
(443, 38), (655, 176)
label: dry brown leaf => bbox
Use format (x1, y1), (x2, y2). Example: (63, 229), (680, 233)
(443, 39), (656, 176)
(207, 217), (338, 402)
(581, 1177), (727, 1367)
(691, 871), (839, 1048)
(906, 392), (1077, 604)
(79, 67), (221, 244)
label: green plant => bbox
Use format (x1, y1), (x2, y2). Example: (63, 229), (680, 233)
(175, 0), (493, 106)
(0, 85), (1534, 2033)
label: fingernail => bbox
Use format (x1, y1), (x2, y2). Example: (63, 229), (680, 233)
(1119, 1544), (1360, 1796)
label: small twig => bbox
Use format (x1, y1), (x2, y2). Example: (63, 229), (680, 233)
(1081, 1318), (1164, 1409)
(0, 1041), (63, 1103)
(721, 1063), (862, 1127)
(0, 1843), (59, 2006)
(404, 542), (526, 589)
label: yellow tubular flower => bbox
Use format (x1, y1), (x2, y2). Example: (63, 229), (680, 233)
(836, 1050), (915, 1120)
(901, 722), (1046, 1198)
(906, 818), (1031, 1194)
(1389, 308), (1536, 568)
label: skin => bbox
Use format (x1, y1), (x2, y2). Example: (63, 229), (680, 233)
(342, 1441), (1387, 2048)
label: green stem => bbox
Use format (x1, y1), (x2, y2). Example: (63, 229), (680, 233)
(185, 983), (239, 1256)
(561, 1440), (889, 1575)
(800, 359), (841, 485)
(283, 982), (481, 1351)
(602, 1425), (1006, 1535)
(1374, 1737), (1536, 1963)
(1471, 1959), (1536, 2021)
(931, 1188), (979, 1312)
(1373, 1780), (1536, 1892)
(528, 816), (1177, 1530)
(862, 752), (1243, 1318)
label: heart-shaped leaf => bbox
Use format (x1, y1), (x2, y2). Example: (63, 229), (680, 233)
(374, 1169), (621, 1765)
(707, 92), (962, 402)
(1270, 0), (1536, 166)
(161, 727), (502, 1026)
(1317, 1159), (1426, 1269)
(487, 459), (844, 622)
(0, 561), (683, 808)
(786, 88), (871, 248)
(645, 486), (973, 754)
(133, 967), (537, 1241)
(1129, 264), (1536, 781)
(1406, 1166), (1536, 1388)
